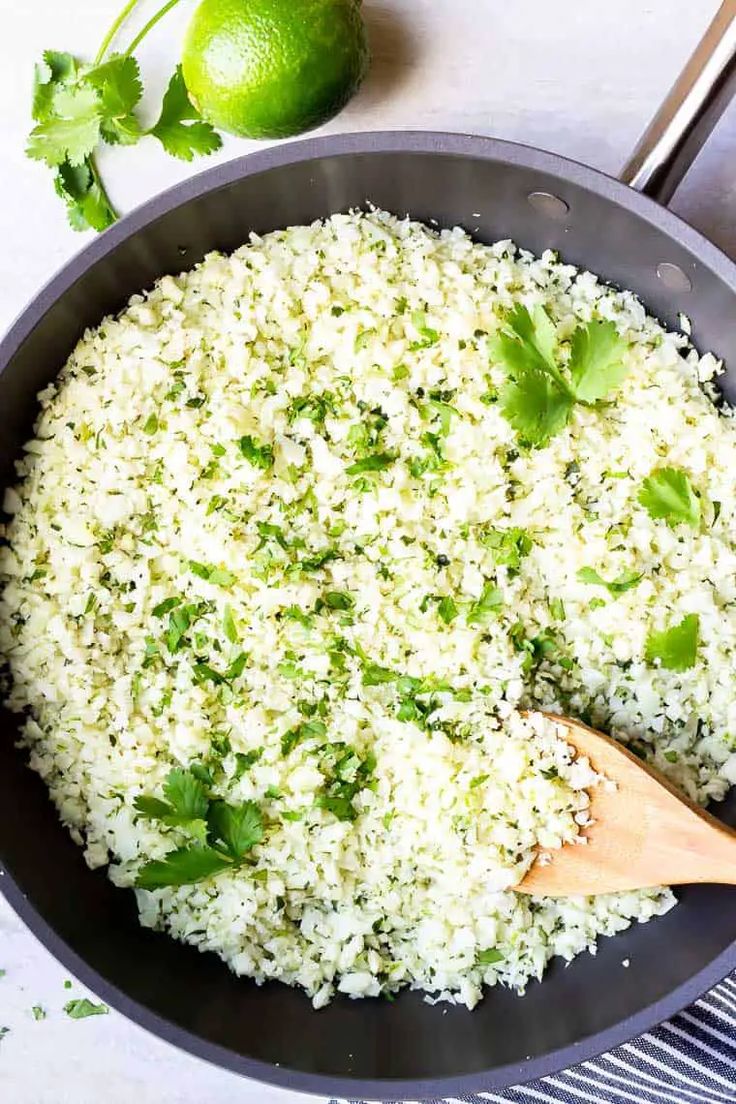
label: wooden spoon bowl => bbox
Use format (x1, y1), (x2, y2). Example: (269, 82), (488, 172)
(517, 713), (736, 896)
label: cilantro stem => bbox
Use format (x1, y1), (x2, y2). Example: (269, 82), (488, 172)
(124, 0), (185, 58)
(541, 360), (577, 402)
(94, 0), (144, 64)
(89, 154), (119, 221)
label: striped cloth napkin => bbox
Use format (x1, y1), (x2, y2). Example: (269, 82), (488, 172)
(334, 971), (736, 1104)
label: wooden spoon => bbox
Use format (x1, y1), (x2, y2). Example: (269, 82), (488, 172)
(517, 713), (736, 896)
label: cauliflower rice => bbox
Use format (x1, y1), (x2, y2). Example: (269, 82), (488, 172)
(3, 208), (736, 1008)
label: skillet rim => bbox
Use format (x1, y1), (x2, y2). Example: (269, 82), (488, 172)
(1, 129), (735, 1099)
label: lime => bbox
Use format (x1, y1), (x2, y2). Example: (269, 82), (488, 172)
(181, 0), (369, 140)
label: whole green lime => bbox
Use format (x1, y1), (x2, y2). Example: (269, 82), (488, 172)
(181, 0), (369, 140)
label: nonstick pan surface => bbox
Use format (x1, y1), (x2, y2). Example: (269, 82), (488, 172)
(2, 16), (736, 1104)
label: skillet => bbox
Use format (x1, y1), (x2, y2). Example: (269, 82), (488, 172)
(1, 3), (736, 1098)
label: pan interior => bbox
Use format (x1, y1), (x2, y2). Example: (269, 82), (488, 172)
(1, 137), (735, 1095)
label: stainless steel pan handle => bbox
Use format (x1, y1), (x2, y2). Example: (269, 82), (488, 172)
(621, 0), (736, 203)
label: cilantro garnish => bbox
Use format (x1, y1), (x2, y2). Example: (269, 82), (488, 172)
(467, 582), (503, 624)
(410, 310), (439, 348)
(638, 467), (701, 529)
(489, 306), (628, 445)
(188, 561), (236, 587)
(238, 435), (274, 469)
(577, 567), (643, 595)
(567, 319), (630, 402)
(28, 13), (221, 232)
(316, 743), (376, 821)
(256, 521), (290, 550)
(222, 604), (239, 643)
(479, 526), (532, 571)
(281, 719), (327, 757)
(152, 596), (180, 618)
(134, 767), (265, 889)
(64, 998), (108, 1019)
(207, 799), (264, 859)
(362, 663), (398, 686)
(318, 591), (354, 613)
(645, 613), (699, 672)
(420, 398), (457, 438)
(192, 651), (248, 685)
(477, 948), (504, 966)
(296, 548), (341, 573)
(134, 767), (209, 842)
(346, 453), (396, 475)
(135, 846), (233, 890)
(234, 748), (263, 778)
(437, 595), (458, 624)
(500, 365), (573, 446)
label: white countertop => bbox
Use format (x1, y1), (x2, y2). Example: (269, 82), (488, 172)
(1, 1), (735, 1100)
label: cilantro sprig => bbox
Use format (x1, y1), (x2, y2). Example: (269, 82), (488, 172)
(134, 766), (264, 889)
(28, 1), (222, 232)
(489, 305), (629, 446)
(645, 613), (699, 672)
(638, 467), (701, 529)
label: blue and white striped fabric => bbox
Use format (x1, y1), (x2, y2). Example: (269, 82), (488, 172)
(335, 972), (736, 1104)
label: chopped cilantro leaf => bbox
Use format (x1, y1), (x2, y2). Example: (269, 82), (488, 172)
(234, 748), (263, 778)
(322, 591), (354, 612)
(152, 596), (180, 617)
(362, 663), (398, 686)
(297, 548), (341, 573)
(222, 604), (239, 643)
(477, 947), (504, 966)
(282, 605), (314, 629)
(64, 998), (108, 1019)
(224, 651), (248, 680)
(437, 596), (458, 624)
(410, 310), (439, 347)
(645, 613), (699, 672)
(548, 596), (566, 620)
(638, 467), (701, 529)
(192, 661), (224, 685)
(238, 435), (274, 469)
(281, 719), (327, 756)
(316, 743), (376, 821)
(142, 412), (158, 435)
(467, 583), (503, 624)
(354, 328), (375, 351)
(479, 526), (532, 571)
(577, 567), (643, 595)
(188, 561), (236, 587)
(346, 453), (396, 475)
(256, 521), (290, 550)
